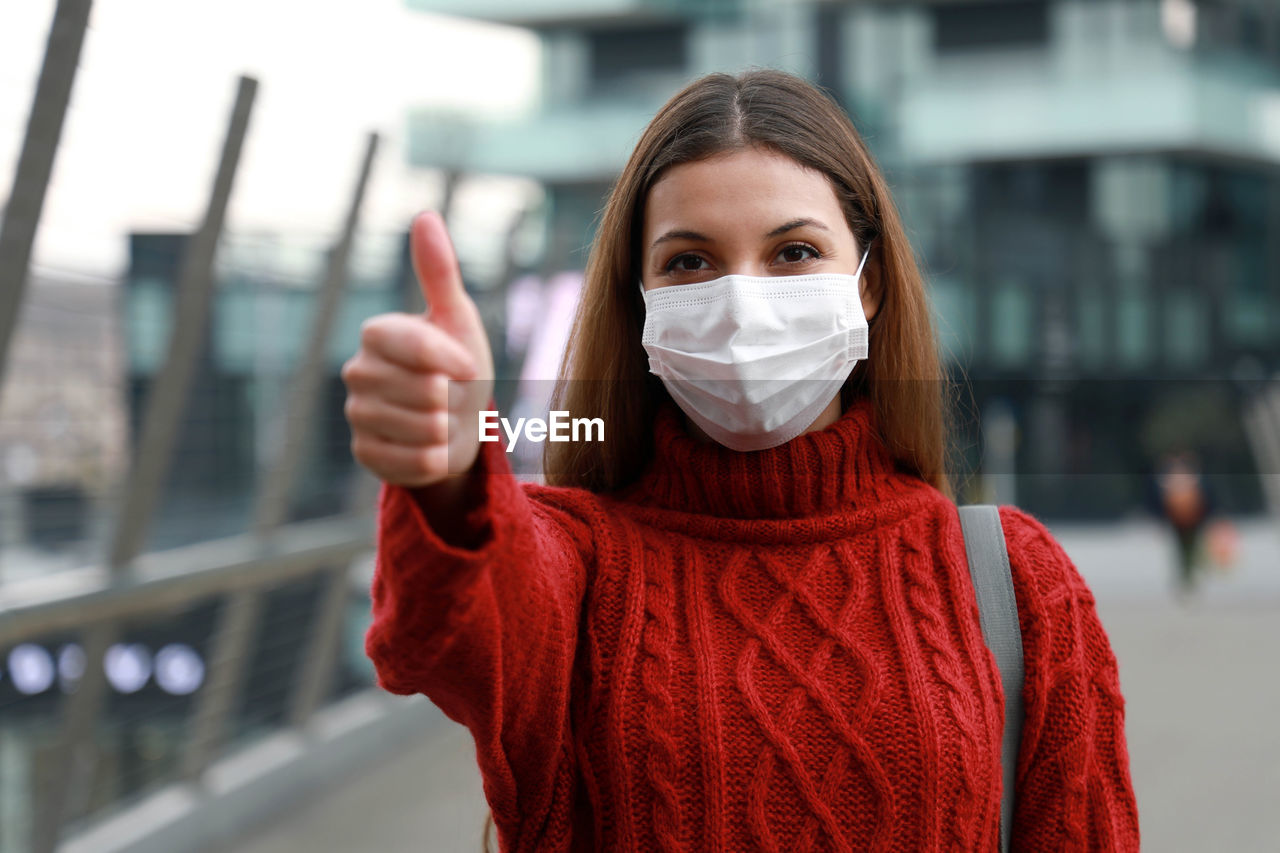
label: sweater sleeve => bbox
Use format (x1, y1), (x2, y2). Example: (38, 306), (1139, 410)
(364, 435), (594, 843)
(997, 506), (1141, 852)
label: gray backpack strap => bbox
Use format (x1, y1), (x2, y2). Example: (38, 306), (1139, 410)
(958, 504), (1024, 853)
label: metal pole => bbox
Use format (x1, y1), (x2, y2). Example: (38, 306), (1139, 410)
(0, 0), (92, 382)
(1242, 407), (1274, 508)
(180, 132), (379, 782)
(180, 588), (265, 783)
(253, 132), (380, 535)
(288, 563), (352, 730)
(107, 75), (258, 576)
(1243, 390), (1280, 532)
(1261, 385), (1280, 531)
(30, 621), (119, 853)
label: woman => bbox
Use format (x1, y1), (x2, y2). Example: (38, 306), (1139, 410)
(341, 70), (1140, 852)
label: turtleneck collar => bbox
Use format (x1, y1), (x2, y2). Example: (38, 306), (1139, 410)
(619, 395), (906, 520)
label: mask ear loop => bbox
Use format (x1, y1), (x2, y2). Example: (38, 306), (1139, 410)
(853, 241), (873, 282)
(857, 239), (880, 333)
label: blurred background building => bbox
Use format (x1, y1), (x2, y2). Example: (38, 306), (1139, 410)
(3, 2), (1280, 852)
(0, 271), (124, 560)
(407, 0), (1280, 518)
(120, 231), (413, 550)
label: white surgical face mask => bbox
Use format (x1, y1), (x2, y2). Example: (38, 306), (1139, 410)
(640, 244), (872, 452)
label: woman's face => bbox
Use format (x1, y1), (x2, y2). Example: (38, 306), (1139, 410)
(639, 145), (880, 440)
(640, 145), (879, 324)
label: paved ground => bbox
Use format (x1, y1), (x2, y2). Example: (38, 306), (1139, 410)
(1101, 600), (1280, 852)
(212, 518), (1280, 852)
(215, 712), (492, 853)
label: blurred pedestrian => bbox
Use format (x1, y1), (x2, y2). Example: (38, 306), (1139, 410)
(1150, 451), (1215, 601)
(343, 70), (1139, 851)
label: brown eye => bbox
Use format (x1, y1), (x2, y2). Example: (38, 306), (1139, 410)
(777, 244), (821, 265)
(666, 253), (709, 273)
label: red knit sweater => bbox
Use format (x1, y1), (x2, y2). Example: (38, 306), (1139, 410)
(366, 397), (1140, 852)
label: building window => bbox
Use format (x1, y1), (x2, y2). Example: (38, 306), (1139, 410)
(933, 1), (1049, 53)
(587, 25), (687, 98)
(216, 289), (258, 374)
(127, 277), (172, 373)
(1075, 288), (1107, 369)
(1117, 289), (1151, 367)
(928, 275), (975, 363)
(1185, 0), (1280, 59)
(1225, 242), (1271, 346)
(1237, 5), (1266, 55)
(990, 279), (1032, 367)
(1164, 289), (1207, 367)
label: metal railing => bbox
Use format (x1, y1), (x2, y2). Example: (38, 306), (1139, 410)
(0, 5), (417, 851)
(1, 515), (377, 853)
(1244, 380), (1280, 534)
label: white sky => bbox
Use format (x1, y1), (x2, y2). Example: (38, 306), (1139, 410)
(0, 0), (542, 280)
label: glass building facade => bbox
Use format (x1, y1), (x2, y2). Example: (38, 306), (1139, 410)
(405, 0), (1280, 518)
(122, 232), (412, 550)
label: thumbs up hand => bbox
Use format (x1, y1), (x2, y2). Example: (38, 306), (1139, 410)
(341, 212), (494, 488)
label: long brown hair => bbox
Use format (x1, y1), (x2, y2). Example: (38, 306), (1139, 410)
(543, 68), (953, 498)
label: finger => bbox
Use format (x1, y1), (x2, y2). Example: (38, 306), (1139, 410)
(342, 356), (451, 411)
(360, 313), (477, 379)
(410, 211), (469, 320)
(345, 396), (452, 446)
(351, 433), (450, 486)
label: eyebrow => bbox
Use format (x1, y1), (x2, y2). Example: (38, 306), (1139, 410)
(650, 217), (831, 250)
(766, 217), (831, 238)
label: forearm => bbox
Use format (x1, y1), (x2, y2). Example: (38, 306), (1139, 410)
(404, 457), (488, 551)
(366, 438), (545, 691)
(363, 438), (594, 828)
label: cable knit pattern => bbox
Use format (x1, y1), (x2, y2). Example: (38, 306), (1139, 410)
(719, 544), (892, 852)
(897, 528), (988, 852)
(640, 540), (682, 852)
(365, 396), (1141, 851)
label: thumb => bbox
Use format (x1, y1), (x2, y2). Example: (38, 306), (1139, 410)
(410, 210), (470, 320)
